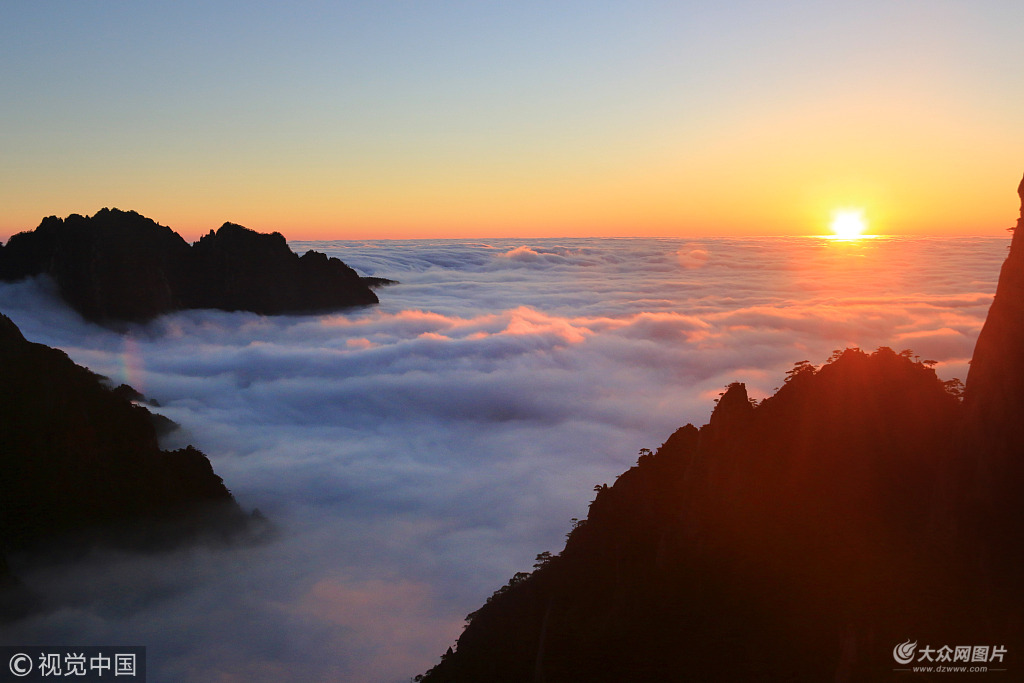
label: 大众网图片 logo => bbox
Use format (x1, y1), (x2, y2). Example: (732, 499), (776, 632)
(893, 639), (1007, 672)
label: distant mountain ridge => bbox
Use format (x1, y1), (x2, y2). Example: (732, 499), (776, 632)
(417, 174), (1024, 681)
(0, 209), (380, 322)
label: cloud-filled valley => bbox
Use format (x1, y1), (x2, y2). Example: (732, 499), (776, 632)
(0, 235), (1007, 682)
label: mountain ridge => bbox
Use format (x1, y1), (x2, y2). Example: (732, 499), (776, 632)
(0, 209), (380, 322)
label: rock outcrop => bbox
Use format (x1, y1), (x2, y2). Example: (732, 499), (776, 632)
(0, 209), (379, 322)
(418, 175), (1024, 681)
(963, 174), (1024, 531)
(0, 312), (254, 553)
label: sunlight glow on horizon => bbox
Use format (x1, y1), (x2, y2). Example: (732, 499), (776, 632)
(1, 3), (1022, 241)
(828, 209), (870, 240)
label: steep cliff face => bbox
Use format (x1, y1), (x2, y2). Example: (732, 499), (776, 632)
(963, 174), (1024, 516)
(0, 312), (251, 550)
(0, 209), (379, 322)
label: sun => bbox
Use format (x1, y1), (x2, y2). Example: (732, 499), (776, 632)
(829, 209), (868, 240)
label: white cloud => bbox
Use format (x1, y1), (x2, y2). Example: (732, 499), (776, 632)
(0, 235), (1008, 682)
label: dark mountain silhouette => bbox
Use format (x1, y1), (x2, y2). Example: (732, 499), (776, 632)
(962, 175), (1024, 565)
(418, 175), (1024, 682)
(0, 312), (264, 616)
(0, 209), (380, 322)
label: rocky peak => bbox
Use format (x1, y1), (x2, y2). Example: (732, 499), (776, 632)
(196, 222), (289, 252)
(964, 173), (1024, 462)
(0, 313), (25, 346)
(706, 381), (753, 433)
(0, 209), (379, 321)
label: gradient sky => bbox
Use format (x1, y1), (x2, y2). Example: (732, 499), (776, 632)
(2, 1), (1023, 240)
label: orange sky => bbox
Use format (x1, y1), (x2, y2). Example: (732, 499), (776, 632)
(2, 3), (1022, 241)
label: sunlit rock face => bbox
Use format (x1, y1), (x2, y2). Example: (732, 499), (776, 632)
(0, 209), (378, 322)
(965, 174), (1024, 437)
(953, 174), (1024, 622)
(417, 347), (966, 682)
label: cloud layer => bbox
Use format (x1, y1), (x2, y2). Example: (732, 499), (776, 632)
(0, 235), (1007, 682)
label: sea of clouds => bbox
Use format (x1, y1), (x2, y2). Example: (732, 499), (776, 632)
(0, 235), (1008, 682)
